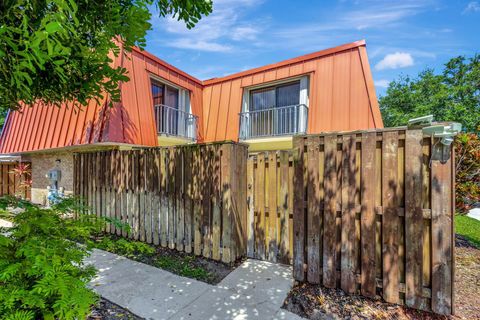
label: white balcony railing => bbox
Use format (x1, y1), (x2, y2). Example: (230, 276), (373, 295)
(154, 104), (197, 141)
(239, 104), (308, 140)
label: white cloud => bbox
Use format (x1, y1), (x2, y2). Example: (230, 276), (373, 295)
(168, 39), (232, 52)
(151, 0), (263, 52)
(343, 2), (428, 30)
(231, 26), (259, 41)
(464, 1), (480, 13)
(375, 52), (414, 70)
(374, 79), (390, 88)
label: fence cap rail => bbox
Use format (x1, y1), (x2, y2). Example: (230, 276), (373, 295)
(73, 140), (250, 155)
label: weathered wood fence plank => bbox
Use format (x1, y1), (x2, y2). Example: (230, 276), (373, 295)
(74, 142), (247, 264)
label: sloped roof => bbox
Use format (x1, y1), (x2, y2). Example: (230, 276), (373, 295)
(0, 40), (381, 154)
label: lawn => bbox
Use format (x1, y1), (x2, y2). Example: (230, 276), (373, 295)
(455, 214), (480, 248)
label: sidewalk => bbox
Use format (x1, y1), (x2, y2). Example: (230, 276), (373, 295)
(86, 249), (304, 320)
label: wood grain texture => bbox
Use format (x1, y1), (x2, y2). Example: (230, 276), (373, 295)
(341, 134), (356, 293)
(323, 135), (337, 288)
(431, 138), (453, 315)
(293, 137), (305, 281)
(307, 136), (321, 284)
(360, 132), (376, 298)
(405, 130), (425, 309)
(268, 151), (278, 262)
(382, 131), (399, 303)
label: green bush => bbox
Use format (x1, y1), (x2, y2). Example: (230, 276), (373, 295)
(0, 196), (103, 320)
(455, 133), (480, 213)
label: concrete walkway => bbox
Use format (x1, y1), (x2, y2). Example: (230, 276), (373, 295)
(86, 249), (304, 320)
(468, 208), (480, 221)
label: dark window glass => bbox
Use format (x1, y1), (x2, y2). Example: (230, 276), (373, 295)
(151, 81), (164, 106)
(165, 85), (179, 109)
(276, 82), (300, 107)
(250, 87), (275, 111)
(249, 81), (300, 111)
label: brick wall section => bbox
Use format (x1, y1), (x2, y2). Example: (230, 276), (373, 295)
(28, 152), (74, 204)
(23, 146), (121, 204)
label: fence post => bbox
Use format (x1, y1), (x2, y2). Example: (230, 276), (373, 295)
(431, 138), (454, 315)
(293, 136), (305, 281)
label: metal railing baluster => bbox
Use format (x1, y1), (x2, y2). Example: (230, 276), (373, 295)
(154, 104), (198, 141)
(238, 104), (308, 140)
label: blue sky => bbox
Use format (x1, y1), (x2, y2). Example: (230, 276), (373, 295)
(145, 0), (480, 96)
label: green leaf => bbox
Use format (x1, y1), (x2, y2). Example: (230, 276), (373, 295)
(45, 22), (62, 34)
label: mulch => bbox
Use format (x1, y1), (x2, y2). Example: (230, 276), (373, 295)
(283, 235), (480, 320)
(88, 298), (144, 320)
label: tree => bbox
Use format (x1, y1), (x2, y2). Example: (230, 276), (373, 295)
(379, 55), (480, 133)
(0, 0), (212, 112)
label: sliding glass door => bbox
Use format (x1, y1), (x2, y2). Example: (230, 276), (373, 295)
(152, 81), (180, 135)
(248, 81), (301, 137)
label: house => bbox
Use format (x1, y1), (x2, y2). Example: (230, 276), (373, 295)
(0, 40), (383, 204)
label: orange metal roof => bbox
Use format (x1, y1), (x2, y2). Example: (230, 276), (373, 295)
(0, 47), (204, 154)
(0, 40), (382, 154)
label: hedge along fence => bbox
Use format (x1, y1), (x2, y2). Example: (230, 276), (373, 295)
(73, 142), (248, 264)
(292, 128), (455, 315)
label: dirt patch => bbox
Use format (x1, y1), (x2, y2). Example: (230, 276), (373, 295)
(88, 298), (143, 320)
(283, 284), (446, 320)
(283, 235), (480, 320)
(454, 235), (480, 319)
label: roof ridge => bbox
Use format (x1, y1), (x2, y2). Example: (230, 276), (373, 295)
(133, 40), (366, 87)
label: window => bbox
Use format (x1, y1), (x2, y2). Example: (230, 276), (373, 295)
(151, 78), (195, 139)
(239, 77), (309, 139)
(151, 80), (179, 109)
(249, 81), (300, 111)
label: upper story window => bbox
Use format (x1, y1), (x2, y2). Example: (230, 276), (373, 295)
(250, 81), (300, 111)
(151, 80), (180, 109)
(239, 77), (309, 140)
(150, 78), (197, 141)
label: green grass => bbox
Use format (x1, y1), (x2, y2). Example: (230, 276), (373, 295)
(154, 255), (212, 282)
(455, 215), (480, 248)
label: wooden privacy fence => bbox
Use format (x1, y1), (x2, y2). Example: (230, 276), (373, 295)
(292, 128), (454, 315)
(73, 142), (248, 264)
(0, 162), (31, 199)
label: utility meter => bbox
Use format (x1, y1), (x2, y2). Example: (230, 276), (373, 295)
(46, 160), (62, 189)
(47, 168), (61, 182)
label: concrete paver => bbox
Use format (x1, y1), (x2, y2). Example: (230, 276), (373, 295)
(86, 249), (303, 320)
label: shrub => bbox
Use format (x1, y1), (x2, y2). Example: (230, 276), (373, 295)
(455, 133), (480, 213)
(94, 235), (155, 259)
(0, 196), (103, 320)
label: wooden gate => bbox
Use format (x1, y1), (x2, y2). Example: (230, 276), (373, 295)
(246, 151), (295, 264)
